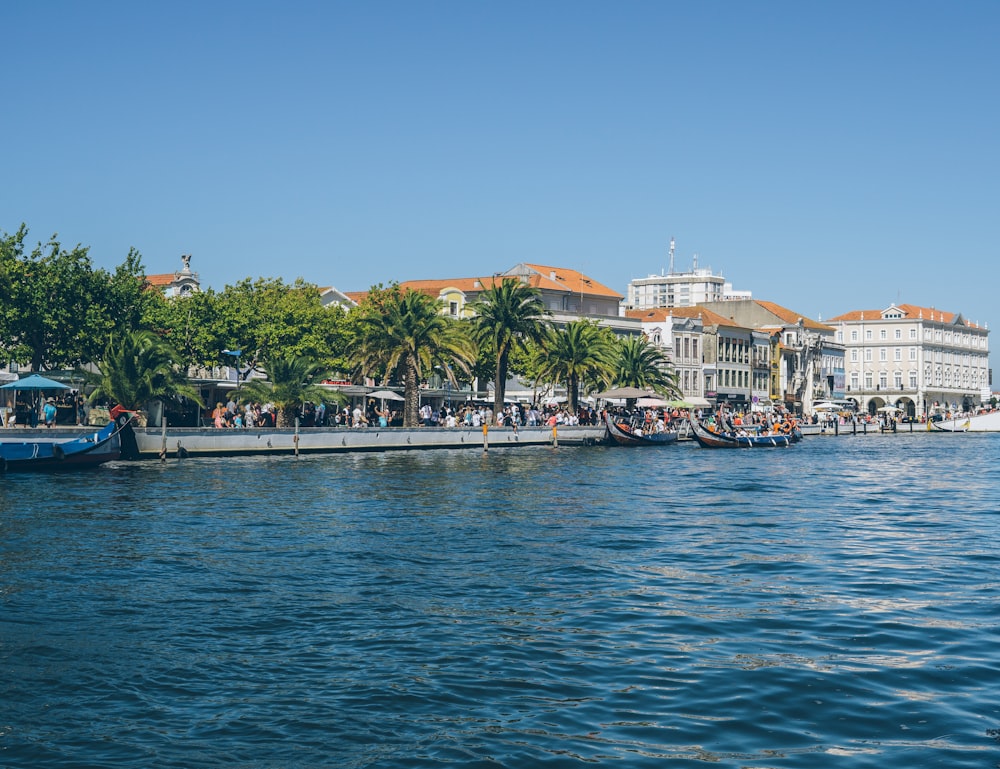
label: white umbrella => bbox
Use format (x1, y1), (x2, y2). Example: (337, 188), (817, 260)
(877, 405), (902, 413)
(592, 386), (655, 399)
(813, 402), (840, 411)
(368, 389), (404, 401)
(637, 397), (670, 408)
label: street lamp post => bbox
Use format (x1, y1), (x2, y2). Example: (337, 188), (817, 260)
(223, 348), (243, 383)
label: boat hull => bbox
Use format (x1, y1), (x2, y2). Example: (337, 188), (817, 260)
(604, 414), (678, 446)
(689, 419), (793, 449)
(130, 424), (607, 459)
(0, 421), (122, 472)
(928, 411), (1000, 432)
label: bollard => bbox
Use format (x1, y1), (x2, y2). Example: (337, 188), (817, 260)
(160, 418), (167, 462)
(552, 425), (558, 447)
(294, 417), (300, 457)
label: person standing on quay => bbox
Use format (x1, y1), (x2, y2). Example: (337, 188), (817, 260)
(43, 397), (57, 428)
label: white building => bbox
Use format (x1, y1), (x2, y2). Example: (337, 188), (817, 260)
(626, 241), (746, 310)
(829, 303), (990, 417)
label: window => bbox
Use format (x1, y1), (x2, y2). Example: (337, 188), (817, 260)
(909, 347), (917, 361)
(894, 371), (902, 389)
(851, 373), (859, 390)
(851, 350), (858, 362)
(894, 348), (901, 361)
(865, 349), (872, 362)
(909, 328), (916, 339)
(879, 373), (887, 390)
(879, 348), (887, 362)
(880, 329), (887, 340)
(909, 371), (917, 388)
(894, 329), (901, 340)
(851, 330), (858, 341)
(448, 301), (459, 316)
(692, 339), (698, 360)
(866, 330), (873, 340)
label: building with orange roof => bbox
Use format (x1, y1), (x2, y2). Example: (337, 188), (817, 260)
(625, 307), (710, 406)
(388, 263), (640, 335)
(145, 254), (200, 298)
(627, 300), (848, 413)
(700, 300), (845, 412)
(827, 302), (990, 417)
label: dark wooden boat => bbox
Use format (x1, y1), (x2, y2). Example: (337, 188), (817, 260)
(688, 418), (793, 449)
(605, 413), (679, 446)
(0, 416), (127, 472)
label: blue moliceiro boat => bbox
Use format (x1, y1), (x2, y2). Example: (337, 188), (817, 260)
(0, 414), (129, 472)
(688, 418), (795, 448)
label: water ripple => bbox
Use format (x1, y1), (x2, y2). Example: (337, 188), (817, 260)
(2, 437), (1000, 767)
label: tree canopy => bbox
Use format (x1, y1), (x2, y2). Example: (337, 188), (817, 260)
(351, 286), (476, 426)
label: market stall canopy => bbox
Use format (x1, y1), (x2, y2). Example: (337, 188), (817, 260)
(637, 397), (670, 408)
(368, 389), (405, 401)
(592, 386), (655, 400)
(0, 374), (71, 391)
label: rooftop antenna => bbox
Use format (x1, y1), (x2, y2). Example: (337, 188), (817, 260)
(668, 237), (675, 274)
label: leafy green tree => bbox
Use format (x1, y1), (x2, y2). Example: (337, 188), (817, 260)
(0, 226), (120, 370)
(610, 336), (682, 398)
(87, 330), (204, 411)
(212, 277), (348, 373)
(352, 286), (476, 427)
(233, 352), (342, 427)
(142, 287), (224, 371)
(534, 320), (613, 413)
(470, 279), (550, 419)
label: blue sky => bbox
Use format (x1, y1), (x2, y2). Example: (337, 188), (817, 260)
(3, 1), (998, 361)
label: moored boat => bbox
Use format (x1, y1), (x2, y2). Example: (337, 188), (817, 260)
(688, 418), (794, 449)
(0, 414), (129, 472)
(604, 413), (678, 446)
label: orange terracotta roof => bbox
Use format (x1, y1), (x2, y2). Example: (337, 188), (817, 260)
(752, 300), (833, 331)
(144, 273), (175, 287)
(828, 303), (981, 328)
(625, 305), (735, 327)
(520, 263), (622, 299)
(399, 277), (496, 295)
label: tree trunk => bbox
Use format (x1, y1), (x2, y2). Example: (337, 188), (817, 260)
(568, 374), (579, 414)
(493, 347), (509, 420)
(403, 360), (420, 427)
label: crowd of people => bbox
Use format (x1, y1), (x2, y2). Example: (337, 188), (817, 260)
(203, 398), (610, 430)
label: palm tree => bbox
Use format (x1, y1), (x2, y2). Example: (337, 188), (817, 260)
(470, 279), (550, 419)
(88, 329), (204, 411)
(534, 320), (613, 414)
(233, 352), (340, 427)
(352, 287), (476, 427)
(610, 336), (682, 399)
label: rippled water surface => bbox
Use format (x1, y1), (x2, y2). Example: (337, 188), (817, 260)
(3, 433), (1000, 768)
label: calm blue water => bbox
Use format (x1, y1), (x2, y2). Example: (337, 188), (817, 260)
(2, 433), (999, 768)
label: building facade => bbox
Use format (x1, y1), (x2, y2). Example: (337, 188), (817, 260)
(829, 303), (990, 417)
(626, 307), (707, 404)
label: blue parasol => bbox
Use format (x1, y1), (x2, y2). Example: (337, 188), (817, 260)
(0, 373), (71, 391)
